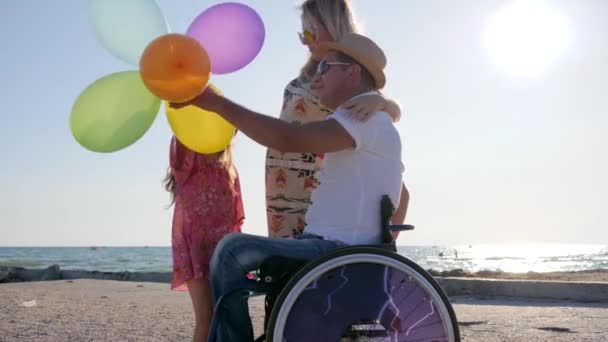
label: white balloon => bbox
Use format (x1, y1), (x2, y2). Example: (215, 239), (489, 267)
(89, 0), (169, 65)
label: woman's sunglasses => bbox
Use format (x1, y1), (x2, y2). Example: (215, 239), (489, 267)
(316, 60), (351, 75)
(298, 29), (316, 45)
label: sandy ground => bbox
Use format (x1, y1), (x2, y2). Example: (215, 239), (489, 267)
(1, 280), (607, 341)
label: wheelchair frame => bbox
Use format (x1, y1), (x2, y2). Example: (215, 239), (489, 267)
(210, 195), (461, 342)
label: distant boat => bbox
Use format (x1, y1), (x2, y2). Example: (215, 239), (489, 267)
(89, 246), (98, 251)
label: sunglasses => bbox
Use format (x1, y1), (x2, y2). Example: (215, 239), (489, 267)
(316, 60), (351, 75)
(298, 28), (316, 45)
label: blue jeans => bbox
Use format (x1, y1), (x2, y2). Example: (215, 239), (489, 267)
(209, 233), (344, 342)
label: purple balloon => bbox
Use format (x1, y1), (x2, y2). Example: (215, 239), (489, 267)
(187, 2), (265, 75)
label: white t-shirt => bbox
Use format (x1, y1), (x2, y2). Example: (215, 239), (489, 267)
(304, 93), (404, 245)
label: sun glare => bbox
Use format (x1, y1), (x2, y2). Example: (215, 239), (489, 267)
(484, 0), (571, 77)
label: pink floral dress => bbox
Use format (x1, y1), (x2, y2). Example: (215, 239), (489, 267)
(169, 136), (244, 291)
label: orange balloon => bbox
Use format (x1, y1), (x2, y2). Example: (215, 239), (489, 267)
(140, 33), (211, 102)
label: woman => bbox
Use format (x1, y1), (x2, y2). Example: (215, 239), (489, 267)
(266, 0), (403, 238)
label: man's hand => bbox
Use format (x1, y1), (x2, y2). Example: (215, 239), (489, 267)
(390, 183), (410, 242)
(169, 86), (224, 112)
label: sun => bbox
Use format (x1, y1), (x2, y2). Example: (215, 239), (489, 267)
(484, 0), (571, 77)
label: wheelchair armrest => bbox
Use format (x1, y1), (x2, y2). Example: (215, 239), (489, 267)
(389, 224), (415, 232)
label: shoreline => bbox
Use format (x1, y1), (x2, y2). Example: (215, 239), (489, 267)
(427, 268), (608, 282)
(2, 264), (607, 284)
(3, 265), (608, 302)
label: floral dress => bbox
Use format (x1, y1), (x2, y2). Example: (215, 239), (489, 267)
(170, 136), (244, 290)
(265, 78), (332, 238)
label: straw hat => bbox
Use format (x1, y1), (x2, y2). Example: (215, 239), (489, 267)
(317, 33), (387, 89)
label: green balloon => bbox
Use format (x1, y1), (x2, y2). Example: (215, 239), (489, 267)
(70, 71), (161, 153)
(90, 0), (169, 65)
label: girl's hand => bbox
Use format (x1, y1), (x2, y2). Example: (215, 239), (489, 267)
(343, 94), (402, 123)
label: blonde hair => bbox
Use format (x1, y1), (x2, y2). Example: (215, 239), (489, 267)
(164, 144), (237, 206)
(219, 144), (238, 196)
(299, 0), (362, 81)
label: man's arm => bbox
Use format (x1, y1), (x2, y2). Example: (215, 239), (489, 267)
(390, 182), (410, 240)
(189, 89), (355, 153)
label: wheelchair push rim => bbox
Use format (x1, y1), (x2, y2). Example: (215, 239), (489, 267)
(266, 246), (460, 342)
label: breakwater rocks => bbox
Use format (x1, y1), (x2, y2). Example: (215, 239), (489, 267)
(3, 265), (607, 302)
(0, 265), (171, 284)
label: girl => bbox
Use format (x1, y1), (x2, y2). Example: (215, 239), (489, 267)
(164, 135), (244, 342)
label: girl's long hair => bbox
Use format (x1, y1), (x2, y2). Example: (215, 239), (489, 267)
(164, 144), (237, 206)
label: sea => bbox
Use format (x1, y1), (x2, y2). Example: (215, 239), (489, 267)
(1, 244), (607, 274)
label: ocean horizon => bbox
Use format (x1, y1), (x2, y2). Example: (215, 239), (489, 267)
(1, 243), (606, 274)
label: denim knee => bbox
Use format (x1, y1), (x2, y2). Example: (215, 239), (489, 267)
(210, 233), (253, 279)
(212, 233), (247, 263)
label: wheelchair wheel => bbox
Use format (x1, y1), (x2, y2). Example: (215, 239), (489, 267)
(266, 246), (460, 342)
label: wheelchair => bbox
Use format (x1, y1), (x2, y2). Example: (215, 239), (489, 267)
(212, 195), (460, 342)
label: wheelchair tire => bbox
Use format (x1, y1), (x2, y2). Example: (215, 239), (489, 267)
(266, 246), (460, 342)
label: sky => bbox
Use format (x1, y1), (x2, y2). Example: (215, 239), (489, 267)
(1, 0), (607, 246)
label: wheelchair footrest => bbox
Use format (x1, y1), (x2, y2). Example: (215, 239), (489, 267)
(256, 256), (307, 292)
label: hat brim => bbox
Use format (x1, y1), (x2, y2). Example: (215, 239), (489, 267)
(318, 41), (386, 89)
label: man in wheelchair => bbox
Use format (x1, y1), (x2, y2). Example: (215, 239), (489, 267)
(180, 33), (407, 341)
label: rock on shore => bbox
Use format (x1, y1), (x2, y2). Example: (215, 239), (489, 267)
(0, 265), (171, 284)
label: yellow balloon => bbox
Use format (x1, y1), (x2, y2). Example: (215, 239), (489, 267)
(166, 85), (236, 154)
